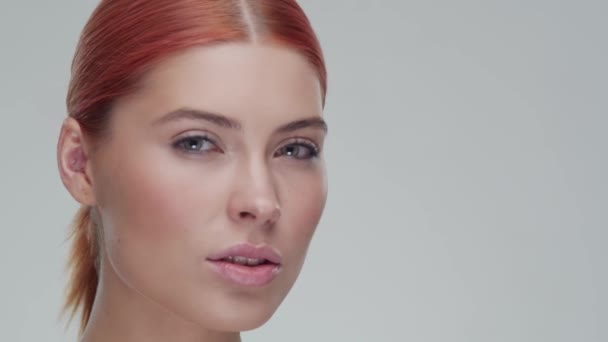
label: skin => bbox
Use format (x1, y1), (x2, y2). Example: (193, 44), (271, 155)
(57, 43), (327, 342)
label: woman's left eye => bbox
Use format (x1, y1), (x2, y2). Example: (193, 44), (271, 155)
(275, 141), (319, 160)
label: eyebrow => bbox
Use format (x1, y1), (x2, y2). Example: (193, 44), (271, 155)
(276, 117), (328, 134)
(153, 108), (241, 129)
(153, 107), (328, 134)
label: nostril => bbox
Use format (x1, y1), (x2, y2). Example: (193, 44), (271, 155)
(239, 211), (255, 220)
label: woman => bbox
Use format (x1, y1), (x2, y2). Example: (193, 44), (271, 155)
(55, 0), (328, 341)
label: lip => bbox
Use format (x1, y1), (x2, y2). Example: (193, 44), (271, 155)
(206, 243), (282, 287)
(207, 243), (282, 264)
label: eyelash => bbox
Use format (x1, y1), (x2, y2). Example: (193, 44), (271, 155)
(172, 135), (320, 160)
(274, 139), (320, 160)
(172, 134), (219, 153)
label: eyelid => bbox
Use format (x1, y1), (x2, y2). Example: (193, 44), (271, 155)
(275, 137), (322, 159)
(171, 130), (224, 154)
(279, 136), (321, 149)
(172, 128), (218, 140)
(173, 129), (222, 146)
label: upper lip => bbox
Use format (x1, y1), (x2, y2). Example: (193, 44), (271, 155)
(206, 243), (282, 264)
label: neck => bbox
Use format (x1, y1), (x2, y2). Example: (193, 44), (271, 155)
(80, 258), (241, 342)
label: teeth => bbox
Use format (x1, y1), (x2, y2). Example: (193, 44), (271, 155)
(234, 256), (248, 264)
(223, 256), (267, 266)
(246, 258), (266, 266)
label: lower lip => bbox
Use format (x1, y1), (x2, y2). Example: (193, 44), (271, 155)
(207, 260), (281, 287)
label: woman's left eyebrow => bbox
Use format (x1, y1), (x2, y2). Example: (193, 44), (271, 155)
(275, 117), (328, 134)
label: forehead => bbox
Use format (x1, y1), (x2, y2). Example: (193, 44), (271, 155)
(117, 43), (323, 126)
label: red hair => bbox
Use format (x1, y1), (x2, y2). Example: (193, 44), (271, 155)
(63, 0), (326, 333)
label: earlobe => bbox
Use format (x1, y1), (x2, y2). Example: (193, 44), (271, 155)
(57, 117), (96, 206)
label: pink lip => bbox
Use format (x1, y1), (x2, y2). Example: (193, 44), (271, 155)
(206, 243), (282, 287)
(207, 243), (282, 264)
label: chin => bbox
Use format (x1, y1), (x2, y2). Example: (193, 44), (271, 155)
(189, 304), (278, 332)
(221, 312), (275, 332)
(169, 289), (287, 333)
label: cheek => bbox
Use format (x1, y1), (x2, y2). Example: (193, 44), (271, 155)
(279, 165), (327, 258)
(93, 147), (225, 286)
(100, 158), (198, 239)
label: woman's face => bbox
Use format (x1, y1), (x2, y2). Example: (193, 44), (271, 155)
(88, 43), (327, 331)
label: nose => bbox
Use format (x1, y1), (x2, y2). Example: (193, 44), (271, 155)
(227, 163), (281, 228)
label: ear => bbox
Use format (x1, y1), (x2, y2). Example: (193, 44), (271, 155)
(57, 117), (96, 206)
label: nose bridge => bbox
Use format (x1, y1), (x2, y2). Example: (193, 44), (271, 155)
(242, 153), (276, 190)
(229, 155), (280, 225)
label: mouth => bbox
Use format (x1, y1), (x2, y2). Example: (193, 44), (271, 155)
(206, 243), (282, 287)
(217, 256), (278, 267)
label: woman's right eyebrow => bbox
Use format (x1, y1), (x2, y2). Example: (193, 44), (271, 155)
(152, 107), (242, 129)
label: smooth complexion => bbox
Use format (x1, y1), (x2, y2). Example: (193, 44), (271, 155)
(57, 43), (327, 342)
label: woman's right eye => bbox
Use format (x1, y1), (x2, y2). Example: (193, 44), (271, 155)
(172, 135), (221, 154)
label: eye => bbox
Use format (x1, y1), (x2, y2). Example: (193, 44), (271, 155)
(275, 140), (319, 160)
(172, 135), (221, 154)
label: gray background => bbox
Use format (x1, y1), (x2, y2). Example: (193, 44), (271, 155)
(0, 0), (606, 341)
